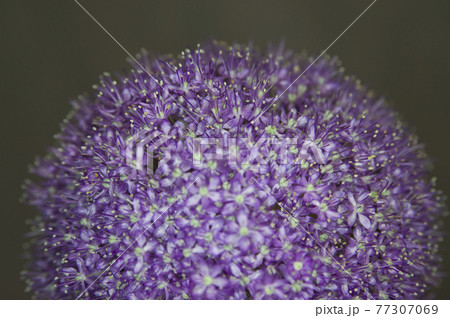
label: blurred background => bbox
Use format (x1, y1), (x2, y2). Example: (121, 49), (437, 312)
(1, 0), (449, 299)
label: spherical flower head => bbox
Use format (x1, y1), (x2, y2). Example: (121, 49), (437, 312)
(23, 40), (447, 299)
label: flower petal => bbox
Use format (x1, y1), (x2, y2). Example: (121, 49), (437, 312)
(358, 214), (371, 229)
(186, 194), (201, 206)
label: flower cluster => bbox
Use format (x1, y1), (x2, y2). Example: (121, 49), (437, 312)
(23, 40), (446, 299)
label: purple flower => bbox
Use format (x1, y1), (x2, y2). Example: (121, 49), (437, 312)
(225, 212), (272, 253)
(192, 264), (228, 299)
(23, 40), (447, 299)
(254, 275), (286, 299)
(222, 178), (261, 216)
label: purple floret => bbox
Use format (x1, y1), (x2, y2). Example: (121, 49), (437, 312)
(23, 40), (446, 299)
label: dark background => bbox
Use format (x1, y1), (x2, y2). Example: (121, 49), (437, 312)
(1, 0), (449, 299)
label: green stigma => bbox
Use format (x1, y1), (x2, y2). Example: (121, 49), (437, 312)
(199, 187), (209, 196)
(203, 275), (213, 286)
(239, 227), (249, 236)
(235, 194), (244, 204)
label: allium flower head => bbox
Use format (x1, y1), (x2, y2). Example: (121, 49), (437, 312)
(23, 40), (446, 299)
